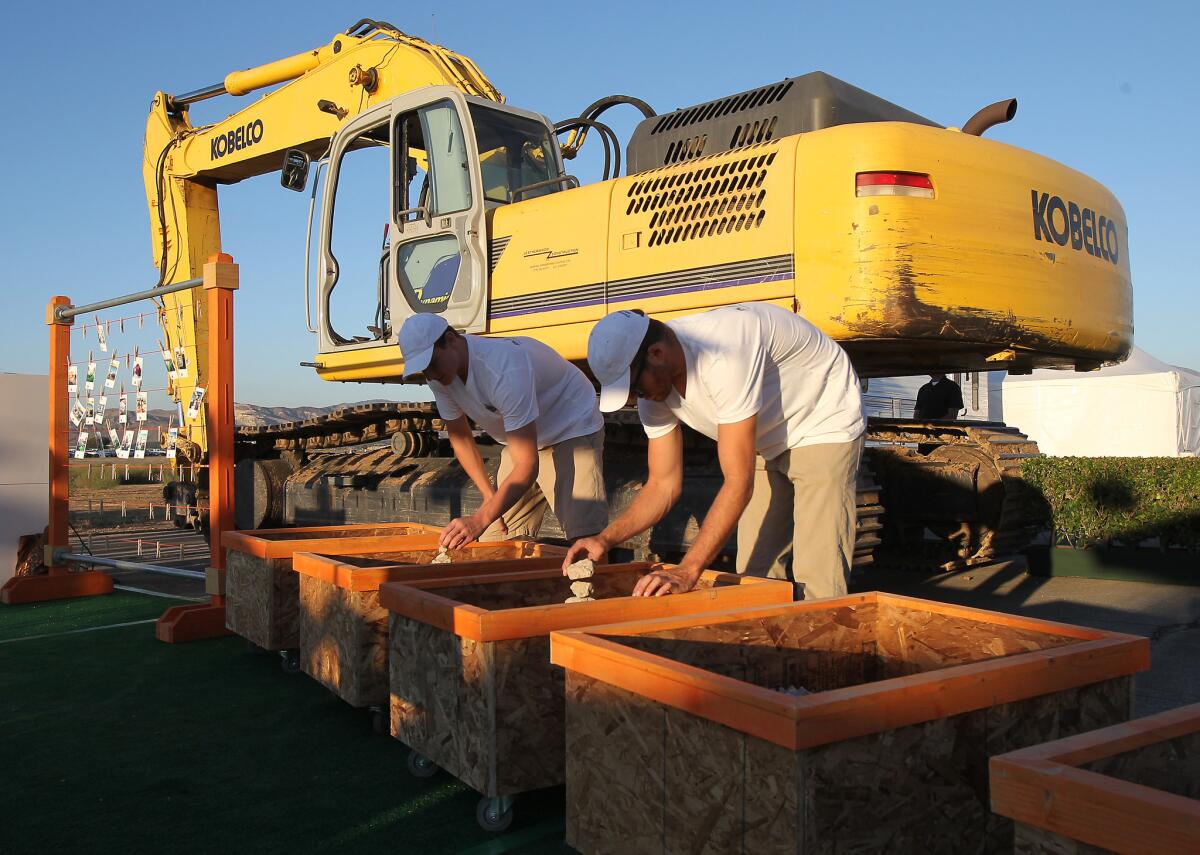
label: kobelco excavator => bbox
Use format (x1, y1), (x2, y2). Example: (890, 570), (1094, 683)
(144, 18), (1132, 567)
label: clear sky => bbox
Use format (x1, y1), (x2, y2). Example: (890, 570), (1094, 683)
(2, 1), (1196, 408)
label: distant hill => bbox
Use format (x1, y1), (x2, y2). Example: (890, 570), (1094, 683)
(234, 399), (391, 427)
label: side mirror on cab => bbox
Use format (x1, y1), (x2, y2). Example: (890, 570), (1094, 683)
(280, 149), (311, 192)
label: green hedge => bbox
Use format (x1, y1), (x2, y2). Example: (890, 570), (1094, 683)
(1021, 457), (1200, 550)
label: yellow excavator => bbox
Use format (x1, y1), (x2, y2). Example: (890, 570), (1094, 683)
(144, 18), (1132, 567)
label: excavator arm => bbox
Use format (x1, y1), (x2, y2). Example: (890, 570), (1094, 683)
(141, 19), (503, 461)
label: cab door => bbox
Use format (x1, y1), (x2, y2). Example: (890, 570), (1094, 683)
(316, 87), (487, 360)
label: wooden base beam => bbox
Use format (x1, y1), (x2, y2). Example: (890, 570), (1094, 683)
(155, 597), (232, 643)
(1, 570), (113, 604)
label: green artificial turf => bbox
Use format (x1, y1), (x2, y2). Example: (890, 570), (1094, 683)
(0, 591), (188, 642)
(0, 593), (569, 854)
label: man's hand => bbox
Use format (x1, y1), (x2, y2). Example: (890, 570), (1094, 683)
(562, 534), (610, 573)
(440, 514), (489, 550)
(632, 565), (701, 597)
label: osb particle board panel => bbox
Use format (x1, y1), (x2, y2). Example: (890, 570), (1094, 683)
(298, 575), (388, 708)
(388, 614), (570, 798)
(563, 672), (1132, 855)
(224, 551), (299, 650)
(565, 670), (667, 855)
(324, 541), (564, 567)
(600, 598), (1080, 695)
(1014, 823), (1108, 855)
(389, 614), (487, 790)
(1083, 729), (1200, 799)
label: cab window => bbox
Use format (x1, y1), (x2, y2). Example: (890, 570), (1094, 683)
(468, 105), (562, 204)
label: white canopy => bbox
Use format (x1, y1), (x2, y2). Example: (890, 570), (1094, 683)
(1001, 348), (1200, 457)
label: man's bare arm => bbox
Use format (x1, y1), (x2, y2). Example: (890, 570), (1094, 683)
(633, 416), (757, 595)
(563, 427), (683, 566)
(442, 423), (538, 548)
(446, 416), (496, 500)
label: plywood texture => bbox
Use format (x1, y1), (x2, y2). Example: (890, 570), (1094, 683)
(1014, 823), (1108, 855)
(339, 543), (554, 567)
(565, 670), (667, 855)
(608, 600), (1079, 693)
(1083, 729), (1200, 799)
(565, 673), (1131, 854)
(298, 575), (388, 708)
(388, 615), (565, 797)
(224, 550), (298, 650)
(430, 568), (645, 612)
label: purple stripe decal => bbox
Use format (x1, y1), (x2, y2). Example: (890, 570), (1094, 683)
(490, 272), (792, 320)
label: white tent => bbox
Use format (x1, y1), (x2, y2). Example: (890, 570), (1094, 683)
(1001, 348), (1200, 457)
(865, 372), (1004, 421)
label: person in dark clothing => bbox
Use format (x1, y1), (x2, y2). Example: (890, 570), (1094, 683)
(913, 374), (964, 420)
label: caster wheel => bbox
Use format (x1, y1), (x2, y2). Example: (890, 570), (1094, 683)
(280, 649), (301, 675)
(406, 750), (438, 779)
(371, 707), (387, 736)
(476, 795), (514, 833)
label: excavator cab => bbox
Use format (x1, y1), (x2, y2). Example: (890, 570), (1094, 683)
(315, 86), (567, 367)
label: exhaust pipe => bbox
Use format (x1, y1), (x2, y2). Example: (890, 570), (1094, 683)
(962, 98), (1018, 136)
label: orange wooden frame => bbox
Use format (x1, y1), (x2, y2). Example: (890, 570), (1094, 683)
(222, 523), (441, 560)
(157, 256), (241, 641)
(1, 297), (113, 604)
(379, 564), (795, 643)
(990, 702), (1200, 854)
(548, 592), (1149, 751)
(292, 541), (568, 592)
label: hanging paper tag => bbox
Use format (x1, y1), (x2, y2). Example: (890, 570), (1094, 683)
(104, 355), (119, 389)
(186, 386), (206, 421)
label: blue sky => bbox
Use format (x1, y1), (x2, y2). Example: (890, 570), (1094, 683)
(2, 1), (1196, 408)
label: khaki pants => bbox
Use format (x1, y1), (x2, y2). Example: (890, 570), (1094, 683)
(480, 429), (608, 541)
(736, 436), (863, 599)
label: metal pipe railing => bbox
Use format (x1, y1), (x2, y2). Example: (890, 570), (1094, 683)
(56, 277), (203, 322)
(53, 551), (206, 581)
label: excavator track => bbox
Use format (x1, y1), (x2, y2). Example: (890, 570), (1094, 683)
(864, 418), (1042, 569)
(235, 402), (443, 458)
(228, 409), (885, 569)
(219, 408), (1031, 573)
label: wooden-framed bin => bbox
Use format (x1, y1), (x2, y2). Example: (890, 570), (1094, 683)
(549, 592), (1149, 854)
(293, 540), (569, 728)
(380, 564), (795, 832)
(222, 523), (439, 670)
(991, 701), (1200, 854)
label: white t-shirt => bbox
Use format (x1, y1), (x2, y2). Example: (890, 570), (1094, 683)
(638, 303), (864, 458)
(430, 335), (603, 448)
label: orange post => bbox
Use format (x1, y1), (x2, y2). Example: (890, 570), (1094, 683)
(156, 255), (238, 641)
(1, 297), (113, 604)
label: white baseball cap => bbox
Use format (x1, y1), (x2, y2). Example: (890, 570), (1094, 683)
(588, 310), (651, 413)
(399, 314), (450, 378)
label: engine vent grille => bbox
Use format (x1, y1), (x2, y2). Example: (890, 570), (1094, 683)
(625, 146), (776, 247)
(626, 72), (940, 174)
(663, 134), (707, 165)
(649, 81), (794, 136)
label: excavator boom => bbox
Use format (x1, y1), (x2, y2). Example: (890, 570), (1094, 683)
(141, 19), (503, 460)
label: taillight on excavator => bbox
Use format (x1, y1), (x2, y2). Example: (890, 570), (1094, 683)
(855, 171), (934, 198)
